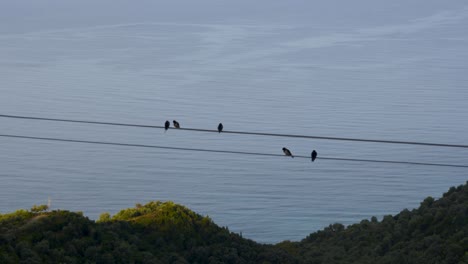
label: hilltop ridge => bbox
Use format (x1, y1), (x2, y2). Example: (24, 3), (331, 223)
(1, 182), (466, 263)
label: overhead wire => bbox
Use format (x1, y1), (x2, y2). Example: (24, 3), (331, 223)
(1, 114), (468, 148)
(1, 134), (467, 168)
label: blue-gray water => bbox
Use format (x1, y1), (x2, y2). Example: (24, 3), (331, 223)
(1, 1), (467, 243)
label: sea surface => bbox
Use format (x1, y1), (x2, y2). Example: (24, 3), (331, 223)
(1, 1), (467, 243)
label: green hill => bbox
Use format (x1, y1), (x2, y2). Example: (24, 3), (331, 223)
(0, 201), (294, 263)
(1, 182), (466, 263)
(284, 181), (468, 264)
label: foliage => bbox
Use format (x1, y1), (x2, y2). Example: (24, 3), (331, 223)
(289, 181), (468, 264)
(0, 201), (295, 263)
(97, 212), (111, 223)
(30, 205), (48, 213)
(0, 181), (466, 263)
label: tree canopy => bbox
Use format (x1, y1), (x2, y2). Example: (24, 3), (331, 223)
(1, 181), (466, 263)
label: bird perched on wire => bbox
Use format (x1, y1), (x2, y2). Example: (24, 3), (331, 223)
(282, 147), (294, 158)
(164, 120), (170, 132)
(311, 150), (317, 162)
(218, 123), (223, 133)
(173, 120), (180, 128)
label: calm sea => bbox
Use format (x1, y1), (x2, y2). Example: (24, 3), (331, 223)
(1, 1), (467, 243)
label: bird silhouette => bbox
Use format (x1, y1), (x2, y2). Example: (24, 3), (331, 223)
(311, 150), (317, 162)
(282, 147), (294, 158)
(164, 120), (170, 132)
(218, 123), (223, 133)
(173, 120), (180, 128)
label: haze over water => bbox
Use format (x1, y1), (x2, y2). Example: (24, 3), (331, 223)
(1, 0), (467, 243)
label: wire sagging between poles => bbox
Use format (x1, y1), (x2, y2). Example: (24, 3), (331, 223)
(1, 114), (468, 148)
(1, 134), (467, 168)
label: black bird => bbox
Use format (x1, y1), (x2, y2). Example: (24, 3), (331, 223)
(173, 120), (180, 128)
(164, 120), (170, 131)
(218, 123), (223, 133)
(311, 150), (317, 162)
(282, 147), (294, 158)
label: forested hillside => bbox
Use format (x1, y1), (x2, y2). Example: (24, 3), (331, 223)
(284, 181), (468, 263)
(1, 182), (466, 263)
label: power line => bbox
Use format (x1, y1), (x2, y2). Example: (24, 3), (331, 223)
(1, 134), (467, 168)
(1, 114), (467, 148)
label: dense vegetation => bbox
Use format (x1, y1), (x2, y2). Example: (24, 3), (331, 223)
(0, 181), (466, 263)
(284, 181), (468, 264)
(0, 201), (294, 263)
